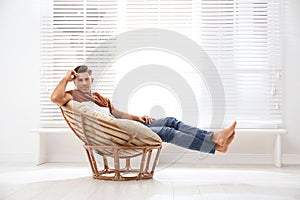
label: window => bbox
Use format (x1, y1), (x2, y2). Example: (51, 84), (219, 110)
(41, 0), (283, 128)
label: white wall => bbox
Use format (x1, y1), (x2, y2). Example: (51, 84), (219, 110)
(282, 0), (300, 156)
(0, 0), (40, 162)
(0, 0), (299, 164)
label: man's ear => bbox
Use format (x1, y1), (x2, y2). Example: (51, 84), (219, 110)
(91, 77), (94, 83)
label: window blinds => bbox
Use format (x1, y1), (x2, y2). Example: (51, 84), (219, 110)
(40, 0), (283, 128)
(197, 0), (283, 128)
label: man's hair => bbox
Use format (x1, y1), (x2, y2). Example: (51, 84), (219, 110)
(74, 65), (92, 75)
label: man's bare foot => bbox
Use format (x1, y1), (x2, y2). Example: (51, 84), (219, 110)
(216, 132), (235, 153)
(212, 121), (237, 146)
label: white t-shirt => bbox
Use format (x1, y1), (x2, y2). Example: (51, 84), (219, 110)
(82, 101), (114, 118)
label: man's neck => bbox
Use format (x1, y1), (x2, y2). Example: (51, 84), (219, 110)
(76, 89), (92, 96)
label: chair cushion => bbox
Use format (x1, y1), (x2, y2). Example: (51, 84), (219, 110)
(115, 119), (163, 145)
(64, 100), (162, 146)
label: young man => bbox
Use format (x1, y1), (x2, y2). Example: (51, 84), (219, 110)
(51, 65), (236, 154)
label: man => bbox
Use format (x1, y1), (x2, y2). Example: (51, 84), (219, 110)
(51, 65), (236, 154)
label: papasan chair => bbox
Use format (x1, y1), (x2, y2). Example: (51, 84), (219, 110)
(60, 100), (162, 181)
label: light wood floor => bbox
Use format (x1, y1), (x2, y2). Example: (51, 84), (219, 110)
(0, 163), (299, 200)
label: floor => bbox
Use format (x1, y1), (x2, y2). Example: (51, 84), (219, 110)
(0, 163), (299, 200)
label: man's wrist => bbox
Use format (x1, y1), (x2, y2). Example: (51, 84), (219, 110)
(62, 76), (69, 82)
(131, 115), (140, 121)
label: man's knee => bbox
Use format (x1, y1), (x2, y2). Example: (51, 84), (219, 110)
(164, 117), (180, 128)
(165, 117), (177, 123)
(158, 127), (175, 143)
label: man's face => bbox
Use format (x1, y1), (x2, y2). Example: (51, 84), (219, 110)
(73, 72), (93, 93)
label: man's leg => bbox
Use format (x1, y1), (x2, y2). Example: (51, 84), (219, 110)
(147, 117), (213, 142)
(148, 126), (216, 154)
(145, 117), (236, 153)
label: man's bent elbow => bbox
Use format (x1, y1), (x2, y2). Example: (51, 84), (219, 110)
(50, 94), (64, 106)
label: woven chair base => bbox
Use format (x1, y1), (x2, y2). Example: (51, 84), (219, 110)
(85, 145), (162, 181)
(60, 104), (162, 181)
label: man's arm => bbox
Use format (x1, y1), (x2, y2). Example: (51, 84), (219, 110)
(111, 107), (153, 124)
(50, 70), (78, 106)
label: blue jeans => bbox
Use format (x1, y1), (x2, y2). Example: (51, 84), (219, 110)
(143, 117), (216, 154)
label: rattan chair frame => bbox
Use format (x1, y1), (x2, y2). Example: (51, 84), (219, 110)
(60, 106), (162, 181)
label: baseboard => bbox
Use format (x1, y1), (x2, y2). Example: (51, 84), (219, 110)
(282, 154), (300, 165)
(0, 153), (36, 163)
